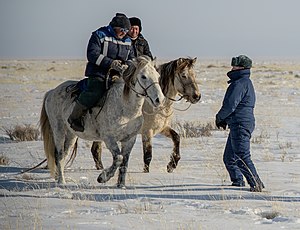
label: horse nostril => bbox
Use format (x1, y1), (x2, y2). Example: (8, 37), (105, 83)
(155, 98), (160, 104)
(193, 94), (201, 101)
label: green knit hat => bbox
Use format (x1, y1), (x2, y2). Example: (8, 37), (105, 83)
(231, 55), (252, 68)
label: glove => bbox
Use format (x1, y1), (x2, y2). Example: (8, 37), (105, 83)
(110, 60), (128, 74)
(119, 64), (128, 74)
(215, 115), (227, 130)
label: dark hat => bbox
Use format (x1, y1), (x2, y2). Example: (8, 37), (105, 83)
(231, 55), (252, 68)
(129, 17), (142, 32)
(109, 13), (131, 30)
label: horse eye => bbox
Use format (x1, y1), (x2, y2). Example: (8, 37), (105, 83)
(182, 75), (187, 79)
(141, 75), (147, 79)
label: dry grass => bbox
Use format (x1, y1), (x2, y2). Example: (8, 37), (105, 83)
(252, 129), (270, 144)
(172, 120), (214, 138)
(4, 124), (40, 141)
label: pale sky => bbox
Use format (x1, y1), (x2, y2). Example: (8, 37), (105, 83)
(0, 0), (299, 59)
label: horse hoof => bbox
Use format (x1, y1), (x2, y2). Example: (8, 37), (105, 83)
(57, 179), (66, 184)
(167, 165), (175, 173)
(143, 165), (150, 173)
(97, 172), (107, 183)
(117, 183), (126, 189)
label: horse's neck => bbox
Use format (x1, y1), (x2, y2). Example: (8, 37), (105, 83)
(98, 83), (144, 117)
(118, 83), (145, 116)
(163, 78), (178, 104)
(158, 64), (178, 102)
(125, 91), (145, 113)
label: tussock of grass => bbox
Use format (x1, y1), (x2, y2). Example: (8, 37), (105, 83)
(260, 211), (281, 220)
(252, 129), (270, 144)
(172, 120), (214, 138)
(4, 124), (40, 141)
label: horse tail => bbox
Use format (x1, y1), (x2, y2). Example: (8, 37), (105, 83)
(65, 138), (78, 168)
(40, 92), (56, 178)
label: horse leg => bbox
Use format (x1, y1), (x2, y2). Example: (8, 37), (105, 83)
(55, 131), (76, 184)
(117, 136), (137, 188)
(142, 131), (153, 173)
(64, 132), (78, 168)
(91, 141), (104, 170)
(55, 148), (66, 184)
(97, 140), (122, 183)
(161, 126), (181, 173)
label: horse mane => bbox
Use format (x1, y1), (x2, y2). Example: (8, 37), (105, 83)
(159, 57), (195, 96)
(122, 55), (153, 99)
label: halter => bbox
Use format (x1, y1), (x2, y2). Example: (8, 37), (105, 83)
(165, 73), (197, 103)
(127, 76), (160, 106)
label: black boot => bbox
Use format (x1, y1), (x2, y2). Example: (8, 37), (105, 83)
(250, 178), (265, 192)
(67, 101), (87, 132)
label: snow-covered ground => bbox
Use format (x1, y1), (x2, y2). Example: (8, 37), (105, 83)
(1, 59), (300, 229)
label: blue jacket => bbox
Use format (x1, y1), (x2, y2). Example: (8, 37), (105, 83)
(216, 68), (255, 126)
(85, 25), (135, 78)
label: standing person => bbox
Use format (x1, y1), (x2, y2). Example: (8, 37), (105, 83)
(68, 13), (135, 132)
(127, 17), (153, 60)
(215, 55), (265, 192)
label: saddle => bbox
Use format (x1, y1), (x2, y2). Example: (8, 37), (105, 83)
(67, 78), (107, 110)
(67, 71), (121, 111)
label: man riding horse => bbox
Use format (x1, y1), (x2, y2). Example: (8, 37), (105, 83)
(68, 13), (135, 132)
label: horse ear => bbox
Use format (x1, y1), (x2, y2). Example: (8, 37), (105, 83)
(193, 57), (197, 63)
(123, 60), (137, 81)
(152, 56), (157, 66)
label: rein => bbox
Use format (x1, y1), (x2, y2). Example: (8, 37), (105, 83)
(173, 103), (192, 111)
(165, 95), (184, 102)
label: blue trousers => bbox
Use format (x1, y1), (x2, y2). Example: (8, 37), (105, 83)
(223, 123), (261, 187)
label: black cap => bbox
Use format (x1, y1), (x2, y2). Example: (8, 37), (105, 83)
(109, 13), (131, 30)
(129, 17), (142, 32)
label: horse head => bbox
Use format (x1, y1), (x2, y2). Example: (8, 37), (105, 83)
(173, 57), (201, 104)
(122, 55), (165, 108)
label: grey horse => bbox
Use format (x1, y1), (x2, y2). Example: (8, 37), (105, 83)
(40, 56), (165, 187)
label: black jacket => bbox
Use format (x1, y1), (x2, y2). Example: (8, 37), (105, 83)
(131, 34), (153, 60)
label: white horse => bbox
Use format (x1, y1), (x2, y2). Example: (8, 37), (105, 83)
(89, 57), (201, 173)
(40, 56), (165, 187)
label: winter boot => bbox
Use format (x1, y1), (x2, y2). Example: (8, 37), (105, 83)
(232, 181), (245, 187)
(67, 101), (87, 132)
(250, 178), (265, 192)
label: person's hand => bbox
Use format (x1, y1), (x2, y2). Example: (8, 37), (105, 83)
(110, 60), (122, 70)
(218, 121), (227, 130)
(110, 60), (128, 74)
(215, 115), (227, 130)
(119, 64), (128, 74)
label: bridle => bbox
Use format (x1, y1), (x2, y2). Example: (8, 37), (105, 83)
(165, 72), (197, 103)
(126, 75), (160, 107)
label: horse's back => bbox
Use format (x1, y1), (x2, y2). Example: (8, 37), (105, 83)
(46, 80), (77, 100)
(53, 80), (78, 91)
(44, 80), (79, 124)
